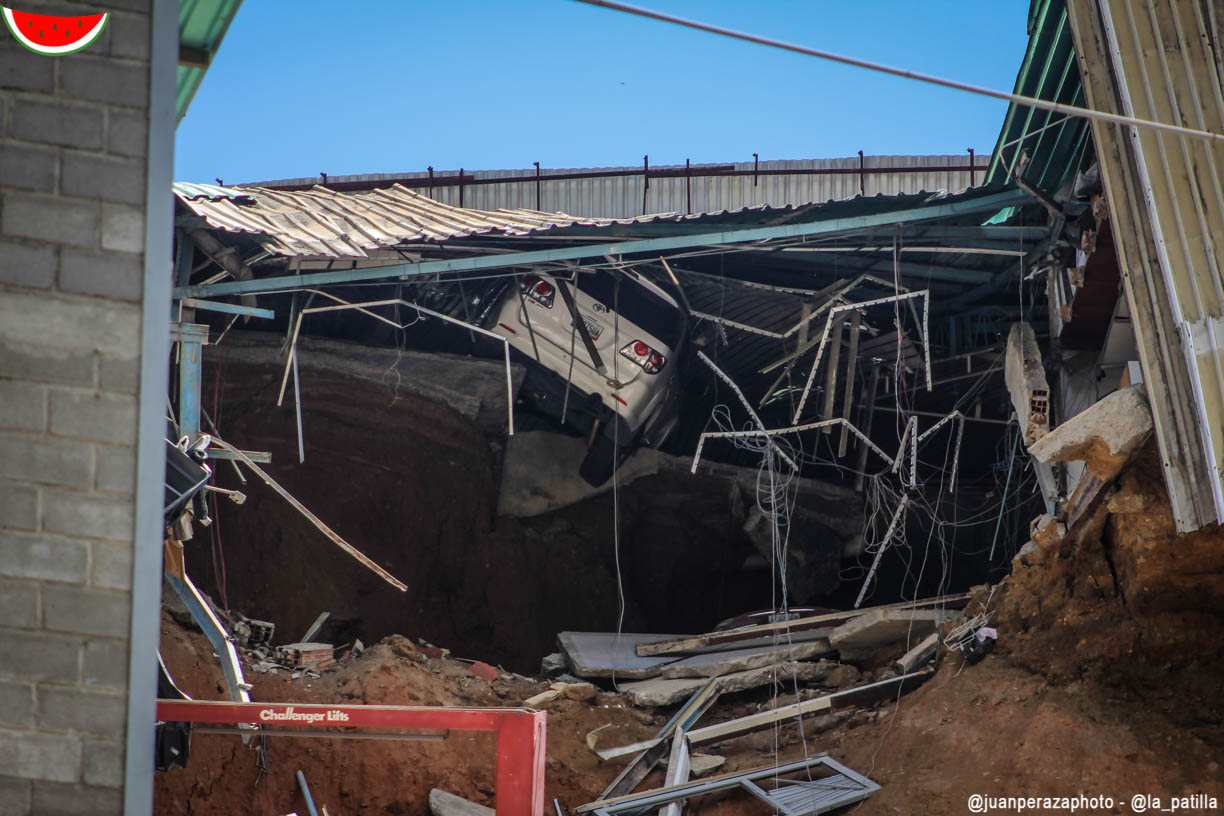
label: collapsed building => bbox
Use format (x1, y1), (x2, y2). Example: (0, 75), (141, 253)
(2, 0), (1223, 814)
(152, 1), (1224, 812)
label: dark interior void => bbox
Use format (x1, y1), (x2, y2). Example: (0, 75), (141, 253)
(186, 334), (1039, 673)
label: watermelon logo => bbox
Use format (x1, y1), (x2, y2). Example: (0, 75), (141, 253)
(3, 7), (108, 55)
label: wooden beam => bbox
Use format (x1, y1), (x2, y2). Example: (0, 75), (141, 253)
(634, 594), (970, 657)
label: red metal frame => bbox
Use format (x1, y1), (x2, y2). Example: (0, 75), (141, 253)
(157, 699), (546, 816)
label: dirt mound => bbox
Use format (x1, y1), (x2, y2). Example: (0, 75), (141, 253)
(155, 610), (660, 815)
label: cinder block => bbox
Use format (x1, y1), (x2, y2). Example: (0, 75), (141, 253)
(61, 57), (148, 109)
(0, 144), (57, 193)
(0, 576), (39, 628)
(0, 775), (31, 816)
(0, 381), (46, 432)
(0, 240), (56, 289)
(37, 685), (126, 736)
(89, 541), (132, 591)
(0, 341), (95, 387)
(0, 41), (54, 92)
(0, 290), (139, 360)
(107, 11), (149, 61)
(0, 629), (82, 683)
(61, 153), (145, 206)
(0, 435), (93, 488)
(92, 445), (135, 494)
(58, 250), (142, 302)
(100, 204), (142, 253)
(0, 531), (88, 584)
(43, 490), (133, 542)
(81, 739), (122, 788)
(43, 584), (129, 638)
(0, 681), (34, 727)
(0, 481), (39, 532)
(105, 111), (146, 158)
(32, 781), (120, 816)
(8, 100), (104, 150)
(49, 390), (136, 446)
(1, 193), (100, 249)
(83, 638), (127, 688)
(97, 357), (137, 394)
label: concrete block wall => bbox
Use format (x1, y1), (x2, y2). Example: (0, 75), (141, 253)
(0, 2), (154, 813)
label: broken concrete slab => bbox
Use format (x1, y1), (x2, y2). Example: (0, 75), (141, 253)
(659, 639), (832, 679)
(1005, 322), (1051, 446)
(429, 789), (492, 816)
(620, 660), (835, 707)
(635, 593), (970, 657)
(558, 632), (683, 680)
(828, 608), (948, 651)
(688, 754), (726, 777)
(1028, 384), (1153, 480)
(540, 652), (567, 676)
(893, 632), (940, 674)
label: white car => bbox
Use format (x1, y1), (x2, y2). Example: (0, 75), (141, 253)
(489, 267), (687, 483)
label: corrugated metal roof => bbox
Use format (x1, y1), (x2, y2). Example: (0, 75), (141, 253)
(174, 181), (252, 202)
(173, 181), (670, 258)
(985, 0), (1092, 194)
(177, 0), (244, 122)
(175, 179), (1025, 260)
(250, 155), (990, 220)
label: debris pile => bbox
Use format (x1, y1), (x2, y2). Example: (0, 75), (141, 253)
(545, 593), (972, 813)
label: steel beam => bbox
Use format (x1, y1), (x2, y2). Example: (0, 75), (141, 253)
(180, 298), (274, 319)
(175, 188), (1033, 300)
(173, 322), (209, 444)
(165, 573), (249, 704)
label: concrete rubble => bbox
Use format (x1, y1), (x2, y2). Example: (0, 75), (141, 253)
(1028, 384), (1154, 480)
(429, 788), (493, 816)
(619, 660), (838, 707)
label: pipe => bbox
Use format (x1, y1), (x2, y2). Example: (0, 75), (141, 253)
(296, 771), (320, 816)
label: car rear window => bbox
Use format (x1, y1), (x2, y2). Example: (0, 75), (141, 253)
(573, 270), (683, 348)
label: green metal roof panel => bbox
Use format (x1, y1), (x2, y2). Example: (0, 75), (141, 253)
(176, 0), (243, 123)
(985, 0), (1092, 195)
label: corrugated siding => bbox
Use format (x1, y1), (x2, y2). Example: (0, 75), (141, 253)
(1067, 0), (1224, 531)
(259, 156), (987, 219)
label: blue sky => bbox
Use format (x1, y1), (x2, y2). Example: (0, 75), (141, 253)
(175, 1), (1031, 183)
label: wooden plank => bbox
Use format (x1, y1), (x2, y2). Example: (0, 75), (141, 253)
(685, 669), (933, 747)
(635, 594), (970, 657)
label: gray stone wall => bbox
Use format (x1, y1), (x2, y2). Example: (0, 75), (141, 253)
(0, 2), (153, 813)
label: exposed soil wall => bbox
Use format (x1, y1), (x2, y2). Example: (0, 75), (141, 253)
(193, 336), (762, 672)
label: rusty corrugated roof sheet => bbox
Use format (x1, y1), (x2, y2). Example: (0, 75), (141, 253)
(172, 181), (667, 258)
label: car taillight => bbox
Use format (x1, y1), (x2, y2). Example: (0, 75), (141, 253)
(620, 340), (666, 374)
(520, 274), (555, 308)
